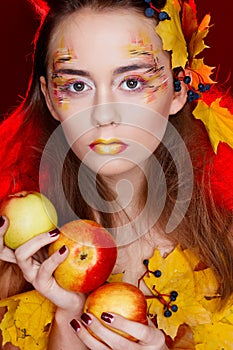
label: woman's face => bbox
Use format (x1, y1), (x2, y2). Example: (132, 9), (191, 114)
(41, 8), (186, 176)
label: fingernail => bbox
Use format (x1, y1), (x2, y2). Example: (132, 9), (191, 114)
(59, 245), (67, 255)
(70, 319), (81, 332)
(0, 216), (5, 228)
(49, 228), (60, 237)
(81, 313), (92, 326)
(101, 312), (114, 324)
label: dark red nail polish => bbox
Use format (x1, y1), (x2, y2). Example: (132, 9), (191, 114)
(49, 228), (60, 237)
(81, 313), (92, 326)
(59, 245), (67, 255)
(101, 312), (114, 324)
(70, 319), (81, 332)
(0, 216), (5, 228)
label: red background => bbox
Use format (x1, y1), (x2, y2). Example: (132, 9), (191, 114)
(0, 0), (232, 116)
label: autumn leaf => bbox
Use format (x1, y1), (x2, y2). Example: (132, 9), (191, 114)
(181, 1), (198, 45)
(194, 268), (219, 301)
(0, 290), (56, 350)
(171, 324), (195, 349)
(107, 272), (124, 283)
(193, 322), (233, 350)
(192, 294), (233, 349)
(184, 248), (219, 301)
(188, 14), (211, 59)
(193, 99), (233, 153)
(143, 246), (211, 339)
(209, 295), (233, 324)
(190, 58), (215, 89)
(109, 245), (233, 348)
(156, 0), (188, 69)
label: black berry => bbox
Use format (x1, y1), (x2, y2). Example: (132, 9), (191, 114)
(153, 270), (162, 277)
(183, 76), (191, 84)
(171, 305), (178, 312)
(143, 259), (149, 266)
(164, 309), (172, 317)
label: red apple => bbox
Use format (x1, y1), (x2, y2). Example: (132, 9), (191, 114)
(1, 191), (58, 249)
(48, 220), (117, 293)
(83, 282), (148, 341)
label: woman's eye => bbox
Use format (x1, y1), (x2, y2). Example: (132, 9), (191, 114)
(120, 77), (145, 91)
(126, 79), (139, 89)
(69, 81), (89, 93)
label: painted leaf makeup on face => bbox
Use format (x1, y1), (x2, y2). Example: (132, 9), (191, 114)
(118, 61), (168, 96)
(52, 75), (92, 95)
(50, 44), (86, 107)
(124, 32), (169, 103)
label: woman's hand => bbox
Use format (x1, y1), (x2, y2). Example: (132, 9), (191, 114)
(70, 312), (168, 350)
(0, 216), (16, 263)
(14, 228), (85, 313)
(1, 217), (87, 349)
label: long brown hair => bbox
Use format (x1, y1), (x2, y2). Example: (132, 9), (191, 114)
(0, 0), (232, 303)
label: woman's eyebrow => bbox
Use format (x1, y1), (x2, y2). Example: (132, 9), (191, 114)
(113, 63), (155, 75)
(52, 68), (91, 77)
(52, 64), (155, 78)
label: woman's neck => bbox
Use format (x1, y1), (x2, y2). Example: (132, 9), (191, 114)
(102, 161), (149, 218)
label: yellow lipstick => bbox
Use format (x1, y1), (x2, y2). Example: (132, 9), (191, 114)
(89, 138), (128, 155)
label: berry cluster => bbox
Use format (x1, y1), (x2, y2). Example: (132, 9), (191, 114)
(138, 259), (179, 318)
(144, 0), (170, 21)
(174, 74), (211, 102)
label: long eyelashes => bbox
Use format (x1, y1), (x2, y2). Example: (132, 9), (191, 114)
(50, 64), (167, 100)
(120, 76), (149, 92)
(119, 65), (167, 94)
(52, 76), (87, 92)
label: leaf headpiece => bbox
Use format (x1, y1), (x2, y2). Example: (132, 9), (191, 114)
(151, 0), (233, 154)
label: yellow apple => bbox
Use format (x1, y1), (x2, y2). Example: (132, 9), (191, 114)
(83, 282), (148, 341)
(1, 191), (58, 249)
(48, 220), (117, 293)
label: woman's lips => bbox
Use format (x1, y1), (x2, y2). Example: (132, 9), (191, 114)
(89, 138), (128, 155)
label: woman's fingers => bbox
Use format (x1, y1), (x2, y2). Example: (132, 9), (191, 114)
(70, 318), (110, 350)
(15, 230), (61, 280)
(100, 313), (165, 346)
(15, 229), (60, 264)
(71, 313), (136, 350)
(0, 223), (84, 314)
(14, 231), (84, 311)
(0, 216), (16, 263)
(71, 313), (167, 350)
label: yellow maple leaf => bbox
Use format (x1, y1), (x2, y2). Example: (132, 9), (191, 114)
(156, 0), (188, 69)
(143, 246), (211, 339)
(194, 269), (219, 300)
(182, 247), (200, 269)
(210, 295), (233, 324)
(194, 293), (233, 349)
(190, 58), (215, 89)
(183, 248), (219, 301)
(193, 99), (233, 153)
(109, 246), (233, 348)
(193, 322), (233, 350)
(107, 272), (124, 283)
(188, 14), (211, 59)
(0, 290), (56, 350)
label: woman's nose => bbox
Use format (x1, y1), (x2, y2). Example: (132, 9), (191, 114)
(91, 103), (121, 127)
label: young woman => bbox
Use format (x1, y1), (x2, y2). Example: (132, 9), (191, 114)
(0, 0), (233, 349)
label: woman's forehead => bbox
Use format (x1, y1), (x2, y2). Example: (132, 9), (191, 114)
(48, 8), (161, 57)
